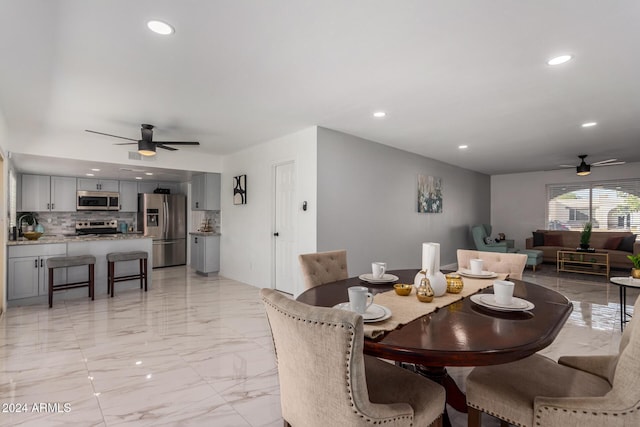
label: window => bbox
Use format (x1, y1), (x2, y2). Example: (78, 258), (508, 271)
(547, 179), (640, 232)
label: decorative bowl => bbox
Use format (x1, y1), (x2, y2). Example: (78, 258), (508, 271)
(445, 273), (464, 294)
(23, 231), (43, 241)
(394, 283), (413, 296)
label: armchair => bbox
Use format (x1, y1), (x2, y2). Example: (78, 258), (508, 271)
(471, 224), (516, 253)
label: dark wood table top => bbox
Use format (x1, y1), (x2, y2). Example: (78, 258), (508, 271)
(296, 269), (573, 367)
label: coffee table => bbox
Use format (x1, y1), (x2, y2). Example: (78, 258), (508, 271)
(557, 250), (610, 278)
(609, 276), (640, 330)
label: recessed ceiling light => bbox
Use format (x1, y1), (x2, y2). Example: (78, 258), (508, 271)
(373, 111), (386, 118)
(91, 168), (100, 172)
(86, 173), (94, 177)
(581, 122), (597, 127)
(135, 177), (143, 180)
(145, 172), (153, 176)
(147, 20), (174, 35)
(458, 145), (468, 149)
(547, 55), (572, 66)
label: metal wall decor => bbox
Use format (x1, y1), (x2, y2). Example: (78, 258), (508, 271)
(234, 174), (247, 205)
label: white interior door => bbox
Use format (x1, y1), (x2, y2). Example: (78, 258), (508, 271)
(274, 161), (296, 294)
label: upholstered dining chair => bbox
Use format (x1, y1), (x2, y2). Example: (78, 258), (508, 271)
(261, 288), (446, 427)
(465, 295), (640, 427)
(298, 249), (348, 290)
(457, 249), (527, 280)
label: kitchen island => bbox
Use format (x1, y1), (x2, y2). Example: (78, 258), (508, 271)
(7, 234), (153, 306)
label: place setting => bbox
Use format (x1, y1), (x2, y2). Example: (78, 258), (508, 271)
(358, 261), (399, 284)
(333, 285), (392, 323)
(470, 279), (535, 313)
(457, 258), (499, 278)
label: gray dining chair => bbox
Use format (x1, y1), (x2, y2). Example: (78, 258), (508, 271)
(465, 295), (640, 427)
(298, 249), (348, 290)
(261, 288), (446, 427)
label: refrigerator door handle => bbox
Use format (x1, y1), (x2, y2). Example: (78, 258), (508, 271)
(164, 200), (169, 237)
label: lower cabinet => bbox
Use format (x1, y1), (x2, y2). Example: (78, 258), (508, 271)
(190, 235), (220, 274)
(8, 244), (67, 300)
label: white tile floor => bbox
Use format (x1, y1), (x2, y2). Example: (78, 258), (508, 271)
(0, 265), (636, 426)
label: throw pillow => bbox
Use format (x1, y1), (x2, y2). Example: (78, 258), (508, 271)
(544, 234), (563, 247)
(603, 236), (624, 250)
(617, 234), (637, 253)
(532, 231), (545, 247)
(484, 236), (497, 244)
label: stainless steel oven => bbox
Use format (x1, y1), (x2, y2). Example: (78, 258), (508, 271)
(76, 191), (120, 211)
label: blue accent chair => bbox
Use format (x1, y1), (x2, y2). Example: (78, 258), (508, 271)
(471, 224), (517, 253)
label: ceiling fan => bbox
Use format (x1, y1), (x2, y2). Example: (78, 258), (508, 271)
(85, 124), (200, 156)
(559, 155), (626, 176)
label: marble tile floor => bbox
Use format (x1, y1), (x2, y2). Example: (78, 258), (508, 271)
(0, 265), (636, 426)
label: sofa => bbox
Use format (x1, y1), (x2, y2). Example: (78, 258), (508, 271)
(525, 230), (639, 269)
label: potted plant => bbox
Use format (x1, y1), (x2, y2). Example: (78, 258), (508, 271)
(580, 221), (592, 250)
(628, 254), (640, 279)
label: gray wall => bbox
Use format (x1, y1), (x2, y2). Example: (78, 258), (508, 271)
(317, 127), (490, 276)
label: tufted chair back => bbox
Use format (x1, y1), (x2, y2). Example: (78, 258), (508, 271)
(261, 289), (445, 427)
(298, 249), (348, 290)
(457, 249), (527, 280)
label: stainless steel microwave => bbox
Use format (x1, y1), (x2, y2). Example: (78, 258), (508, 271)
(77, 191), (120, 211)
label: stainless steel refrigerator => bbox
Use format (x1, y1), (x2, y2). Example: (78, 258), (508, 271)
(138, 194), (187, 268)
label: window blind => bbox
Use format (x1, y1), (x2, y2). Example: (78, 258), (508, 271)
(547, 179), (640, 232)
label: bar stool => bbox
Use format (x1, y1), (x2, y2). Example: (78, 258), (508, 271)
(107, 251), (148, 297)
(47, 255), (96, 308)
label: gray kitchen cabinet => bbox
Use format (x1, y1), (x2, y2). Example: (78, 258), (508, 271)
(20, 175), (76, 212)
(119, 181), (138, 212)
(191, 173), (220, 211)
(7, 244), (67, 300)
(190, 234), (220, 274)
(77, 178), (119, 192)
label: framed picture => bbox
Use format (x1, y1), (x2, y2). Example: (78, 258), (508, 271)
(417, 174), (442, 213)
(234, 174), (247, 205)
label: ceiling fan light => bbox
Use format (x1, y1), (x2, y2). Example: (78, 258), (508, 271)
(138, 140), (156, 156)
(576, 162), (591, 176)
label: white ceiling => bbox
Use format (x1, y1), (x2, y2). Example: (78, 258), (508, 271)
(1, 1), (639, 176)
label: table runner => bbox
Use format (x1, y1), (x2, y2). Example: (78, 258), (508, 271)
(363, 274), (507, 339)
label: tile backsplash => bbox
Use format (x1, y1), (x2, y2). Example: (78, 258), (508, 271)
(191, 210), (220, 233)
(21, 211), (137, 235)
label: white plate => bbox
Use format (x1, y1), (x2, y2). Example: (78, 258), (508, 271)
(358, 273), (400, 283)
(470, 294), (535, 312)
(458, 269), (499, 279)
(333, 303), (392, 322)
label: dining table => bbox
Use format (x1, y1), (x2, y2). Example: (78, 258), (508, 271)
(296, 269), (573, 426)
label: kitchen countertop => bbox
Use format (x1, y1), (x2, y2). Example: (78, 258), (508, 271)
(189, 231), (221, 236)
(7, 233), (151, 246)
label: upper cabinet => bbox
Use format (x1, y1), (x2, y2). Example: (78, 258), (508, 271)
(21, 175), (76, 212)
(77, 178), (119, 192)
(119, 181), (138, 212)
(192, 173), (221, 211)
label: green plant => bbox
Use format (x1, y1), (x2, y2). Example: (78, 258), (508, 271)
(628, 254), (640, 269)
(580, 221), (592, 246)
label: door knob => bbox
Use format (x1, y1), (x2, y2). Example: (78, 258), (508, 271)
(273, 232), (279, 237)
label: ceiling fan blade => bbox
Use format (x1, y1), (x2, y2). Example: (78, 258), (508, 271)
(85, 129), (137, 141)
(157, 144), (178, 151)
(113, 142), (139, 145)
(592, 158), (618, 165)
(558, 165), (575, 168)
(153, 141), (200, 146)
(593, 161), (626, 167)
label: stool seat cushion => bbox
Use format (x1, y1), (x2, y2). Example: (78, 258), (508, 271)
(47, 255), (96, 269)
(520, 249), (544, 266)
(107, 251), (149, 262)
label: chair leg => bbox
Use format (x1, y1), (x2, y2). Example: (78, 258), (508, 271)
(139, 259), (144, 289)
(467, 406), (481, 427)
(89, 264), (95, 300)
(143, 258), (148, 292)
(532, 264), (536, 272)
(48, 267), (54, 308)
(108, 261), (115, 297)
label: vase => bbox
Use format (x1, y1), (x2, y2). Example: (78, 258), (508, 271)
(579, 243), (590, 250)
(632, 268), (640, 279)
(413, 242), (447, 297)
